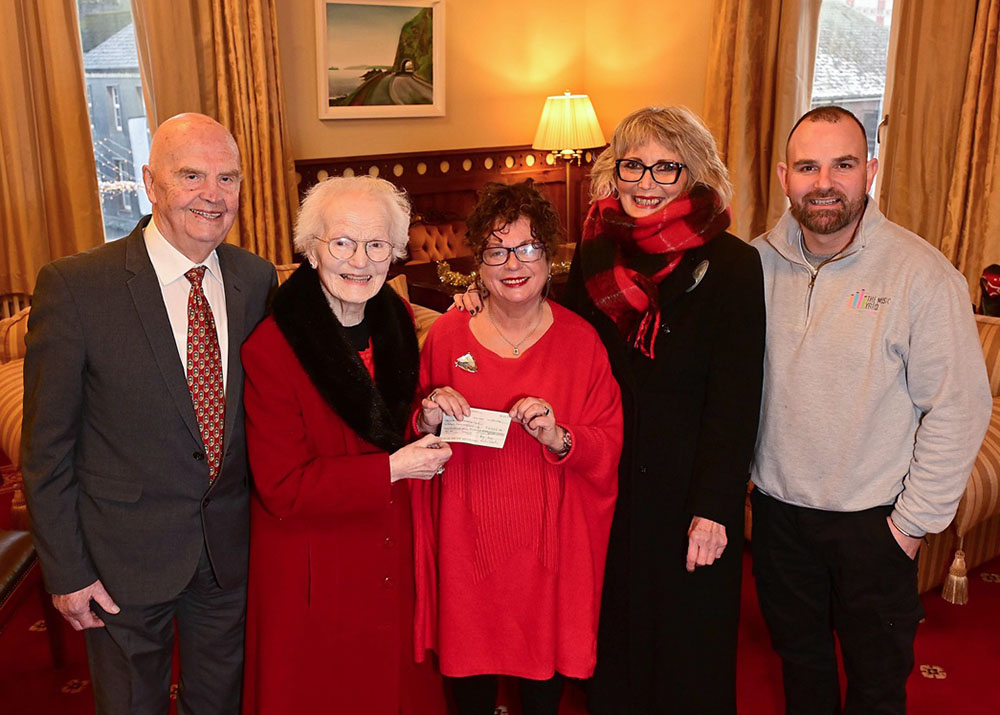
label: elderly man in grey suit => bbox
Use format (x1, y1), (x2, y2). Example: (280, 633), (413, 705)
(22, 113), (276, 714)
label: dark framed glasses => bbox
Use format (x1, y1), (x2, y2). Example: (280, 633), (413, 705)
(480, 241), (546, 266)
(615, 159), (687, 186)
(317, 236), (393, 262)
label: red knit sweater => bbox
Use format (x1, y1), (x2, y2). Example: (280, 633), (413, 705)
(411, 301), (623, 679)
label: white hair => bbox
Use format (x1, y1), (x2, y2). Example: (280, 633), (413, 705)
(293, 175), (411, 260)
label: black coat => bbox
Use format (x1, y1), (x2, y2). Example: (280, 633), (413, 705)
(563, 230), (765, 714)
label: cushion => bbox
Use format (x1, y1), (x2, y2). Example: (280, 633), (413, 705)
(386, 274), (409, 302)
(952, 397), (1000, 536)
(385, 274), (439, 348)
(0, 308), (30, 363)
(406, 221), (470, 264)
(0, 359), (23, 466)
(412, 304), (440, 350)
(976, 315), (1000, 397)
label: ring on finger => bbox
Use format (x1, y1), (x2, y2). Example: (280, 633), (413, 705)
(542, 406), (550, 416)
(435, 466), (445, 475)
(429, 389), (439, 402)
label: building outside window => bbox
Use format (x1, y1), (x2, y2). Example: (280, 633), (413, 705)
(811, 0), (894, 160)
(78, 0), (151, 241)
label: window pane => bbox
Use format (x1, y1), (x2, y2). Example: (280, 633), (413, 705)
(78, 0), (151, 242)
(811, 0), (894, 159)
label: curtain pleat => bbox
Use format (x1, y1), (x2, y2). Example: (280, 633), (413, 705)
(878, 3), (977, 261)
(0, 0), (103, 295)
(703, 0), (822, 241)
(881, 0), (1000, 302)
(940, 0), (1000, 300)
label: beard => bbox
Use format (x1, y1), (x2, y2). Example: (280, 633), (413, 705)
(789, 190), (867, 235)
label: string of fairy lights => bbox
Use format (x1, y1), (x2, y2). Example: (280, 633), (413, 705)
(91, 130), (142, 199)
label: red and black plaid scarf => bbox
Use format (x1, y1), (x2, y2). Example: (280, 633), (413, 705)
(581, 185), (730, 358)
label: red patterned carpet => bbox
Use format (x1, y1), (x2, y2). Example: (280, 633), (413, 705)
(1, 549), (998, 714)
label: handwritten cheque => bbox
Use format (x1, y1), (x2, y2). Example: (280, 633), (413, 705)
(439, 408), (512, 448)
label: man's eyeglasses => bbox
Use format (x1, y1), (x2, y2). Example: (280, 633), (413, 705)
(615, 159), (687, 186)
(317, 236), (393, 262)
(480, 241), (546, 266)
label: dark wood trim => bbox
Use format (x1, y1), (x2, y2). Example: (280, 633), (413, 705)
(294, 144), (604, 242)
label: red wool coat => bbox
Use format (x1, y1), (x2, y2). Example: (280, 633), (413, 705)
(240, 268), (445, 715)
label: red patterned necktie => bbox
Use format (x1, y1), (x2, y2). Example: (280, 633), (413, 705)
(184, 266), (225, 482)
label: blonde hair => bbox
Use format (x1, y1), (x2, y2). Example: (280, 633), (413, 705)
(589, 106), (732, 209)
(293, 175), (411, 261)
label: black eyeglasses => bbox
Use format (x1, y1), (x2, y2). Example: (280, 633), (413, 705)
(615, 159), (687, 186)
(480, 241), (547, 266)
(316, 236), (393, 262)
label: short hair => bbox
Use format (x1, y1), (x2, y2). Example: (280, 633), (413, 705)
(465, 180), (562, 260)
(293, 175), (411, 260)
(589, 105), (733, 209)
(786, 105), (869, 157)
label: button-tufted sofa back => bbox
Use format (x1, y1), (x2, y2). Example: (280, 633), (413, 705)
(406, 220), (470, 264)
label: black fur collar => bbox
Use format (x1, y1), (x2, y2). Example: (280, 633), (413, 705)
(271, 264), (419, 453)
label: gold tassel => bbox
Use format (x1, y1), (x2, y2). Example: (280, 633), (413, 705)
(942, 548), (969, 605)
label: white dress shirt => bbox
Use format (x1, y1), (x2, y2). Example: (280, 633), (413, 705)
(143, 218), (229, 392)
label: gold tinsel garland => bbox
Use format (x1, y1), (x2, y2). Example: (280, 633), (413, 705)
(436, 260), (571, 289)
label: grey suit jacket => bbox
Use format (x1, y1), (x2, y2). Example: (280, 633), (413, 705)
(21, 216), (276, 604)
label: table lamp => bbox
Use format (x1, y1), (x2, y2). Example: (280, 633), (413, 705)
(531, 91), (605, 233)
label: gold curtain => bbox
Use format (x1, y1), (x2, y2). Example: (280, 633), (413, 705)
(940, 0), (999, 300)
(0, 0), (103, 295)
(131, 0), (297, 264)
(703, 0), (823, 241)
(878, 2), (977, 275)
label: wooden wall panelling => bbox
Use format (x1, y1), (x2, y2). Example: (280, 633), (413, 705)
(294, 145), (601, 247)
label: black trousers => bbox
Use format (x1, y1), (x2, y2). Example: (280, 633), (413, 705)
(447, 673), (564, 715)
(84, 546), (247, 715)
(751, 489), (924, 715)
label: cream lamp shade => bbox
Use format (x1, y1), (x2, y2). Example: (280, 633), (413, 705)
(531, 91), (605, 156)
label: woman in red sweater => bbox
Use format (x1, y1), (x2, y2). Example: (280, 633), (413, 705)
(411, 180), (623, 715)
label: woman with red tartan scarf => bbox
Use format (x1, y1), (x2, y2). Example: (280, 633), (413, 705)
(564, 106), (766, 714)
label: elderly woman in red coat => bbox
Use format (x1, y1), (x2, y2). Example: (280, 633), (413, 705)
(240, 175), (449, 714)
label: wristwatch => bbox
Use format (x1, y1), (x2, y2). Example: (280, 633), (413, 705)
(546, 427), (572, 457)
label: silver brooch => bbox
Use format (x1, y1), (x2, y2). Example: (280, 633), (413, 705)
(686, 260), (709, 293)
(455, 352), (478, 373)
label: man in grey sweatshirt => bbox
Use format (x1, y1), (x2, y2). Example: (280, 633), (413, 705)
(750, 106), (991, 715)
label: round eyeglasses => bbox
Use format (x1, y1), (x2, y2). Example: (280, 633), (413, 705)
(615, 159), (687, 186)
(480, 241), (547, 266)
(317, 236), (393, 262)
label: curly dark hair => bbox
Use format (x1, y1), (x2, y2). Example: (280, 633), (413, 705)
(465, 180), (562, 261)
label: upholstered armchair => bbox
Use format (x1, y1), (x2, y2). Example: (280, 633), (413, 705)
(0, 305), (29, 529)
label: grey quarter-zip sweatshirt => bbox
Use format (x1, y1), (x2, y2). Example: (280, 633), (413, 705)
(750, 200), (991, 536)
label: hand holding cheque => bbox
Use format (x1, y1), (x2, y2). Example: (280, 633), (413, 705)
(419, 387), (568, 454)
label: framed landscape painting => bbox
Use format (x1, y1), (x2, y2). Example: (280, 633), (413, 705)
(316, 0), (445, 119)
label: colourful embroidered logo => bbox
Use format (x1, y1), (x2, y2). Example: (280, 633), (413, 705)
(848, 289), (891, 311)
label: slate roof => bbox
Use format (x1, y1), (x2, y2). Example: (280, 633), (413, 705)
(83, 23), (138, 72)
(812, 1), (890, 101)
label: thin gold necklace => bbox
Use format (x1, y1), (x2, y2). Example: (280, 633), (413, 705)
(486, 302), (543, 356)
